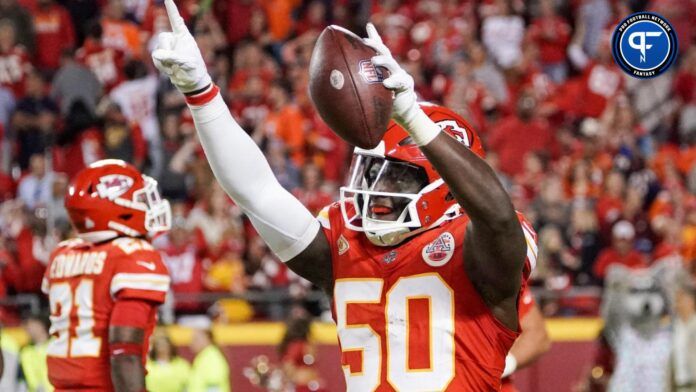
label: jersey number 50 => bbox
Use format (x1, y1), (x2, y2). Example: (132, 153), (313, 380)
(334, 273), (455, 392)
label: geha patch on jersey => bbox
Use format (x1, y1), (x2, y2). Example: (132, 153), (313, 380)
(422, 231), (455, 267)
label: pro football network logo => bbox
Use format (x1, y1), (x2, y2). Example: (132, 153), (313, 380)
(611, 12), (678, 78)
(422, 232), (455, 267)
(358, 59), (384, 84)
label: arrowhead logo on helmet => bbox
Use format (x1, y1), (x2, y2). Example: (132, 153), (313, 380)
(96, 175), (134, 200)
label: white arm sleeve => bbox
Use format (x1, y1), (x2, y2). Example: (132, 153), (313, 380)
(188, 93), (320, 262)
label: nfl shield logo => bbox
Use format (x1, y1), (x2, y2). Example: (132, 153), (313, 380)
(358, 60), (384, 84)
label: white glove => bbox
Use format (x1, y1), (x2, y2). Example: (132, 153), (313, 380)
(151, 0), (212, 93)
(363, 23), (439, 146)
(501, 353), (518, 378)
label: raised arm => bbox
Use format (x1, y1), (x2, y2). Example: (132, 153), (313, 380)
(364, 24), (526, 329)
(152, 0), (331, 290)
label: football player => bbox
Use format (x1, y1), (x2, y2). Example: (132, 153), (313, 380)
(153, 1), (537, 390)
(500, 288), (551, 392)
(43, 159), (171, 391)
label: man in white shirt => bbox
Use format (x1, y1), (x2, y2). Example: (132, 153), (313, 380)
(17, 153), (53, 210)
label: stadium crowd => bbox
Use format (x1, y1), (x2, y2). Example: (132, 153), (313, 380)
(0, 0), (694, 323)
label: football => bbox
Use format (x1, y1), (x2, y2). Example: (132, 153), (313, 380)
(308, 25), (393, 149)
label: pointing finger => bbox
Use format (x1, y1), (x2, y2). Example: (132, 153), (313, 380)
(164, 0), (187, 34)
(157, 32), (174, 51)
(366, 23), (382, 44)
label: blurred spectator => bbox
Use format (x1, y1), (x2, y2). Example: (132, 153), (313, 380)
(481, 0), (524, 69)
(0, 329), (19, 391)
(17, 153), (53, 210)
(60, 0), (100, 45)
(0, 0), (35, 53)
(156, 213), (209, 314)
(535, 225), (578, 291)
(31, 0), (75, 72)
(11, 70), (57, 169)
(0, 19), (32, 98)
(109, 59), (162, 176)
(146, 332), (191, 392)
(46, 172), (68, 226)
(159, 112), (194, 200)
(0, 85), (15, 130)
(266, 139), (300, 191)
(279, 307), (325, 392)
(221, 0), (258, 45)
(100, 101), (146, 169)
(577, 0), (611, 57)
(53, 100), (102, 178)
(593, 221), (647, 280)
(469, 42), (508, 106)
(489, 91), (555, 176)
(568, 203), (602, 284)
(246, 235), (309, 319)
(19, 314), (50, 392)
(75, 20), (125, 93)
(530, 174), (570, 229)
(292, 163), (332, 215)
(187, 184), (242, 252)
(231, 73), (270, 127)
(2, 207), (51, 294)
(51, 49), (102, 116)
(261, 0), (301, 44)
(527, 0), (571, 83)
(101, 0), (144, 59)
(187, 319), (231, 392)
(561, 29), (622, 119)
(257, 81), (307, 167)
(682, 200), (696, 270)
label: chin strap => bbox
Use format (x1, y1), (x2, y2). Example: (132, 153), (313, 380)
(78, 230), (120, 243)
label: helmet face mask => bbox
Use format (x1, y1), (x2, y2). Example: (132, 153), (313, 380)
(134, 175), (172, 234)
(340, 153), (437, 246)
(339, 103), (485, 246)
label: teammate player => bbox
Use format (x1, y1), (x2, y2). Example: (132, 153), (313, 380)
(500, 289), (551, 391)
(43, 159), (171, 391)
(153, 1), (537, 390)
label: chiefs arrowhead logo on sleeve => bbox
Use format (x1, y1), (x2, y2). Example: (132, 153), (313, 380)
(96, 174), (134, 200)
(422, 231), (455, 267)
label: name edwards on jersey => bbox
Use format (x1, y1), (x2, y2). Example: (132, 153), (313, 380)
(49, 251), (107, 279)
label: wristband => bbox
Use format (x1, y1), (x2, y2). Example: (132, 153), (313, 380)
(398, 102), (440, 146)
(502, 353), (518, 378)
(185, 84), (220, 106)
(110, 342), (142, 357)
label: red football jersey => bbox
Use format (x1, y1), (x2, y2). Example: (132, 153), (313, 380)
(76, 41), (125, 92)
(0, 46), (31, 98)
(500, 288), (537, 392)
(42, 237), (170, 390)
(318, 202), (537, 391)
